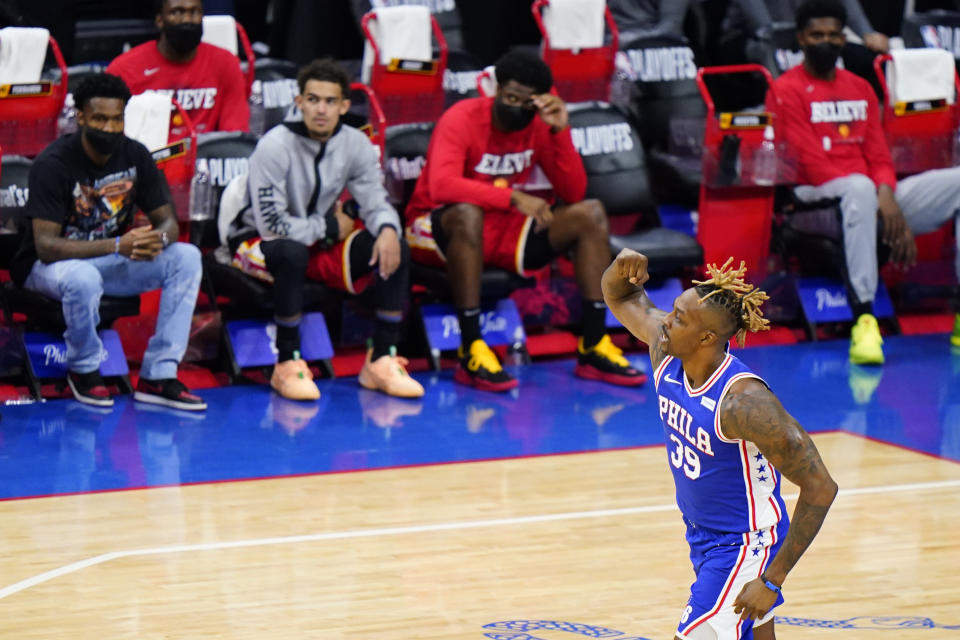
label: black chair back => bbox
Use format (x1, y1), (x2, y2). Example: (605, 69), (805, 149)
(0, 156), (31, 241)
(251, 58), (300, 136)
(567, 102), (655, 219)
(383, 122), (434, 213)
(73, 19), (157, 65)
(193, 132), (260, 248)
(613, 35), (706, 152)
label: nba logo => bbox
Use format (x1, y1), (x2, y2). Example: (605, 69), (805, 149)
(920, 25), (942, 49)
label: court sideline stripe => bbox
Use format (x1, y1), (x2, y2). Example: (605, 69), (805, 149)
(1, 478), (959, 601)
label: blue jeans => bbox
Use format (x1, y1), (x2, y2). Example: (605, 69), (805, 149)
(24, 242), (202, 380)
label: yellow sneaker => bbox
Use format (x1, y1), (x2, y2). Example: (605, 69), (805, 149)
(575, 335), (647, 386)
(454, 339), (518, 392)
(358, 347), (425, 398)
(849, 314), (884, 365)
(270, 353), (321, 401)
(951, 313), (960, 348)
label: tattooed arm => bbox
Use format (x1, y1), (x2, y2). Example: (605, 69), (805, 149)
(721, 378), (839, 622)
(601, 248), (668, 369)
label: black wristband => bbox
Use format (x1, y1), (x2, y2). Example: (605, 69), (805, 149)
(321, 210), (339, 249)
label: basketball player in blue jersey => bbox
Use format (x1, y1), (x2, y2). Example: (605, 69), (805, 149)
(602, 249), (839, 639)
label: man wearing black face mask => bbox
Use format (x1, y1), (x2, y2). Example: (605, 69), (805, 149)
(11, 74), (206, 411)
(768, 0), (960, 366)
(406, 50), (645, 392)
(106, 0), (249, 140)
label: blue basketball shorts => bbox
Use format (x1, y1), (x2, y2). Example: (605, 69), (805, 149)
(675, 516), (790, 640)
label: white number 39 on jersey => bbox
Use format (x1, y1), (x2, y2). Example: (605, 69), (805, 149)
(669, 434), (701, 479)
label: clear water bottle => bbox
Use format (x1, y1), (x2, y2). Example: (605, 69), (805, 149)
(248, 79), (266, 137)
(57, 93), (77, 136)
(190, 158), (213, 221)
(752, 125), (777, 186)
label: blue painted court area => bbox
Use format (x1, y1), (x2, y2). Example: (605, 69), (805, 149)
(1, 333), (958, 500)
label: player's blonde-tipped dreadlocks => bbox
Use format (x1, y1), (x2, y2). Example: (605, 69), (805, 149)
(692, 258), (770, 348)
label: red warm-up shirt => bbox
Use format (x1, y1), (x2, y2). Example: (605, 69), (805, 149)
(767, 65), (896, 189)
(107, 41), (250, 140)
(405, 97), (588, 222)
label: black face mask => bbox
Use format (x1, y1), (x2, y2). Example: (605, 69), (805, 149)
(803, 42), (843, 75)
(494, 101), (537, 132)
(162, 22), (203, 55)
(83, 126), (124, 156)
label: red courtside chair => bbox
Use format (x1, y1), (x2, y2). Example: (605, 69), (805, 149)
(349, 81), (387, 161)
(873, 50), (960, 280)
(531, 0), (619, 103)
(361, 7), (448, 125)
(201, 15), (256, 98)
(0, 30), (68, 157)
(873, 51), (960, 175)
(696, 64), (780, 280)
(156, 98), (199, 236)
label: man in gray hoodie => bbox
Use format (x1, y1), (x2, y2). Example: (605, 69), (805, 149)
(230, 58), (423, 401)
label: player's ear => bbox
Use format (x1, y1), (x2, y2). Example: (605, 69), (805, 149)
(700, 329), (719, 347)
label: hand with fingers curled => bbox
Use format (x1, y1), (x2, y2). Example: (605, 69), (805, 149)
(733, 576), (780, 622)
(532, 93), (569, 133)
(614, 247), (650, 287)
(370, 225), (401, 280)
(877, 186), (917, 269)
(511, 190), (554, 231)
(124, 226), (164, 261)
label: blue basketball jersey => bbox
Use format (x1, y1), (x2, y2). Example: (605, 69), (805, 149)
(653, 353), (788, 534)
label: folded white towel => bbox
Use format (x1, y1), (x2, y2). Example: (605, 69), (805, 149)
(202, 15), (238, 55)
(219, 173), (249, 247)
(361, 5), (433, 84)
(125, 92), (172, 151)
(0, 27), (49, 84)
(542, 0), (606, 50)
(888, 48), (955, 105)
(477, 65), (496, 97)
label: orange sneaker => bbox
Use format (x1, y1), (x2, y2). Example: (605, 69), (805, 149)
(270, 353), (320, 401)
(358, 347), (425, 398)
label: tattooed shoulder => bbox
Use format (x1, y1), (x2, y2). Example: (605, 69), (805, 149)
(720, 378), (822, 482)
(719, 378), (783, 442)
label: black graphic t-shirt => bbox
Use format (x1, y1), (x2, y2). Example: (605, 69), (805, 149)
(12, 132), (169, 286)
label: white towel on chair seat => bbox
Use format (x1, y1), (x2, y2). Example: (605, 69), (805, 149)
(888, 48), (955, 105)
(202, 15), (238, 55)
(361, 6), (433, 84)
(543, 0), (606, 50)
(125, 92), (172, 151)
(0, 27), (49, 84)
(477, 65), (496, 97)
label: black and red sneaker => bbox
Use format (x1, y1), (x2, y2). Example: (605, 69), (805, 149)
(134, 378), (207, 411)
(574, 335), (647, 387)
(453, 339), (519, 392)
(67, 370), (114, 407)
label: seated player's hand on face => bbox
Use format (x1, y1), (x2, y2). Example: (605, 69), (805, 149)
(614, 248), (650, 286)
(125, 226), (164, 261)
(370, 226), (401, 279)
(510, 190), (553, 231)
(334, 200), (356, 241)
(532, 93), (568, 133)
(863, 32), (889, 53)
(733, 577), (778, 622)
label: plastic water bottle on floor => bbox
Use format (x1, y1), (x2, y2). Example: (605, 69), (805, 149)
(753, 125), (777, 186)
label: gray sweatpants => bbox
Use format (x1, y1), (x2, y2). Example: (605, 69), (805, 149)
(794, 168), (960, 304)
